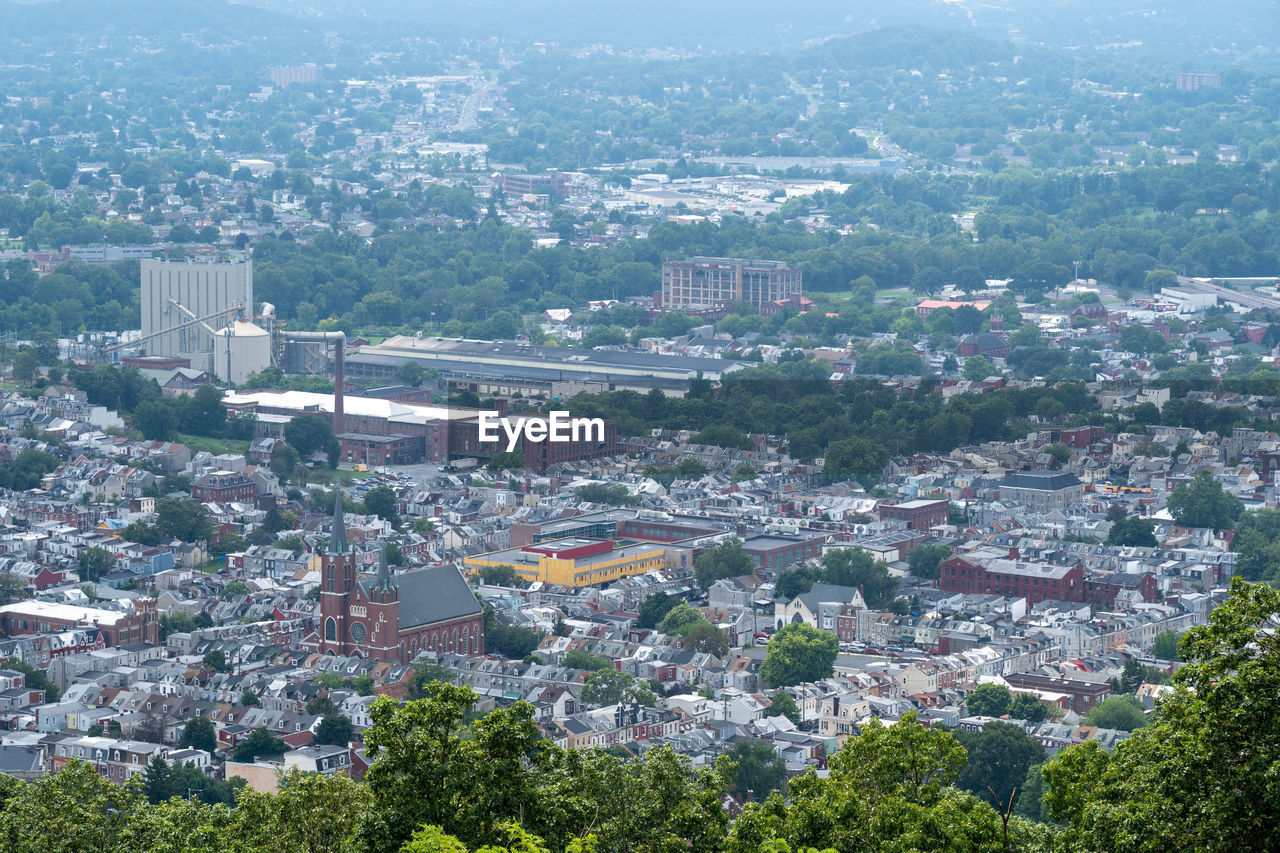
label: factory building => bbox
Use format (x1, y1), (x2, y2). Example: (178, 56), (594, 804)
(139, 258), (254, 372)
(221, 389), (618, 471)
(463, 538), (668, 587)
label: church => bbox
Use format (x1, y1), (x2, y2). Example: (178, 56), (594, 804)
(315, 499), (484, 662)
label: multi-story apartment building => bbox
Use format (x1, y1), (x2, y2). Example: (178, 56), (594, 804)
(660, 257), (801, 311)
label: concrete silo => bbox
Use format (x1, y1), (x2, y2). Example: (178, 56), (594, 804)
(214, 321), (271, 385)
(140, 258), (253, 367)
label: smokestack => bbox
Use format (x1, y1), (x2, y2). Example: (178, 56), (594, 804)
(333, 339), (344, 436)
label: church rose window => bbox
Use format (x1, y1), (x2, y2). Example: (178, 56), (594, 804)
(350, 622), (367, 643)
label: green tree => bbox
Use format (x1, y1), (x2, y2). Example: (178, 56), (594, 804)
(1081, 694), (1146, 731)
(356, 685), (549, 852)
(822, 436), (889, 487)
(0, 572), (28, 605)
(962, 354), (996, 381)
(1151, 629), (1181, 661)
(817, 547), (897, 608)
(157, 497), (212, 542)
(202, 649), (230, 673)
(1043, 578), (1280, 851)
(232, 727), (289, 762)
(906, 543), (951, 581)
(955, 720), (1045, 808)
(363, 485), (399, 525)
(285, 414), (335, 463)
(725, 738), (786, 799)
(314, 712), (354, 746)
(142, 755), (173, 804)
(966, 683), (1012, 717)
(636, 592), (678, 630)
(685, 622), (730, 657)
(1106, 517), (1157, 547)
(241, 688), (260, 707)
(133, 400), (178, 441)
(563, 649), (612, 672)
(760, 623), (839, 688)
(486, 450), (527, 471)
(693, 539), (753, 590)
(178, 715), (217, 754)
(1008, 692), (1049, 723)
(767, 690), (801, 725)
(1166, 471), (1242, 530)
(581, 668), (655, 707)
(730, 712), (1021, 852)
(658, 603), (705, 636)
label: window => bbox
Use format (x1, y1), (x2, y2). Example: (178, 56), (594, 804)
(325, 618), (337, 642)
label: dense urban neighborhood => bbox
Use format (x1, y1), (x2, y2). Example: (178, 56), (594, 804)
(0, 1), (1278, 851)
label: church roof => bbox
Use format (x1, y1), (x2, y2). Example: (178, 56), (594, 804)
(396, 565), (482, 629)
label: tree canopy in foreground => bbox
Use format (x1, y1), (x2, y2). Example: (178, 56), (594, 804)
(0, 579), (1275, 852)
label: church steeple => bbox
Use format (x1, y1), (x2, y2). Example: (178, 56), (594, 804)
(328, 495), (349, 554)
(375, 545), (394, 593)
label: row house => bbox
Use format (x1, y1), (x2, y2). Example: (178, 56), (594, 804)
(45, 734), (169, 782)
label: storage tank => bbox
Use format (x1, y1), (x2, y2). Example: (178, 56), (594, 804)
(214, 320), (271, 385)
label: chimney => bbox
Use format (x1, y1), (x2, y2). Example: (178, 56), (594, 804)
(333, 340), (344, 436)
(1009, 547), (1019, 560)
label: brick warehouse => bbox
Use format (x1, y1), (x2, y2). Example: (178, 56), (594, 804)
(222, 389), (617, 472)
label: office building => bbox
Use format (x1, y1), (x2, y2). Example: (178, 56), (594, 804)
(660, 257), (801, 312)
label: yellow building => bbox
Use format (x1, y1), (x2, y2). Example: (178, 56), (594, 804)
(464, 538), (667, 587)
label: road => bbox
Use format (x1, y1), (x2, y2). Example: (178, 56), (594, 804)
(454, 80), (498, 132)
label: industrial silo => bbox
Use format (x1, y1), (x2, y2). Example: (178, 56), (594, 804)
(213, 320), (271, 385)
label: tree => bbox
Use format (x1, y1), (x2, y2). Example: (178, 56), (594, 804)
(1, 658), (58, 702)
(1081, 694), (1146, 731)
(693, 539), (753, 590)
(1151, 629), (1181, 661)
(142, 755), (174, 804)
(658, 603), (705, 636)
(178, 715), (217, 754)
(363, 485), (399, 525)
(486, 450), (526, 471)
(1045, 578), (1280, 851)
(966, 683), (1012, 717)
(314, 712), (354, 746)
(241, 688), (261, 707)
(157, 498), (212, 542)
(1106, 517), (1157, 547)
(563, 649), (612, 672)
(767, 690), (801, 725)
(285, 414), (335, 463)
(731, 712), (1019, 852)
(1008, 692), (1049, 723)
(823, 436), (889, 486)
(0, 572), (27, 605)
(133, 400), (178, 441)
(685, 622), (729, 657)
(357, 685), (550, 851)
(581, 668), (655, 707)
(725, 738), (786, 799)
(955, 720), (1045, 808)
(906, 543), (951, 580)
(202, 649), (231, 673)
(637, 592), (678, 630)
(351, 674), (375, 696)
(232, 727), (289, 762)
(760, 623), (839, 688)
(395, 360), (426, 387)
(962, 354), (996, 381)
(1166, 471), (1242, 530)
(816, 548), (898, 608)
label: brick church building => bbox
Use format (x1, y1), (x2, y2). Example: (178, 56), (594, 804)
(316, 500), (484, 662)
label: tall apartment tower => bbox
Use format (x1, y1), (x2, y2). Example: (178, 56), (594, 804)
(660, 256), (801, 311)
(140, 258), (252, 363)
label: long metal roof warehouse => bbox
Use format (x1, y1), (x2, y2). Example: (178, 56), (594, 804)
(347, 336), (751, 392)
